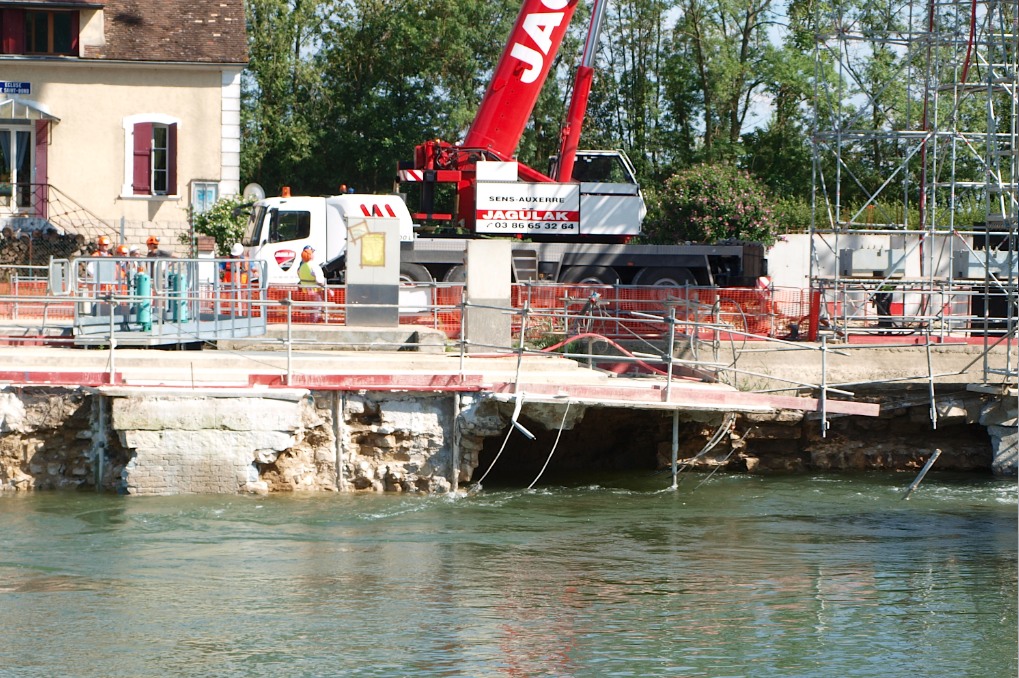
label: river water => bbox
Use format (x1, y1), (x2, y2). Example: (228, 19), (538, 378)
(1, 472), (1015, 677)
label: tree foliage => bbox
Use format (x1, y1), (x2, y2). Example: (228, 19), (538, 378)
(242, 0), (333, 196)
(236, 0), (999, 236)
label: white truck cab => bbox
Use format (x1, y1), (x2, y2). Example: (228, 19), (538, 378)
(242, 193), (415, 285)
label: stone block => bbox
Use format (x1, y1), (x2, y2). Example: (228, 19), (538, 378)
(112, 396), (305, 432)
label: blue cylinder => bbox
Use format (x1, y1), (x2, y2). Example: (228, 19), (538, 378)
(134, 271), (152, 331)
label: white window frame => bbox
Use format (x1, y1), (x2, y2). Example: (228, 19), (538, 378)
(121, 113), (181, 199)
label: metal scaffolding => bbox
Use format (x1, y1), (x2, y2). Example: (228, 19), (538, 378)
(810, 0), (1017, 382)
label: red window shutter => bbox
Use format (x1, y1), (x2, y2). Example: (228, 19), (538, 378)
(1, 9), (26, 54)
(70, 11), (79, 53)
(35, 121), (49, 219)
(132, 122), (152, 195)
(167, 123), (178, 195)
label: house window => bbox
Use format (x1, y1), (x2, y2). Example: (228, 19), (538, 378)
(124, 116), (179, 197)
(152, 124), (170, 195)
(0, 9), (79, 56)
(0, 127), (32, 209)
(191, 181), (219, 215)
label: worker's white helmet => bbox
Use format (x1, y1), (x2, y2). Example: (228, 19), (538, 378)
(230, 243), (244, 257)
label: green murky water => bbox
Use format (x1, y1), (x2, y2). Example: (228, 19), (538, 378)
(1, 472), (1015, 677)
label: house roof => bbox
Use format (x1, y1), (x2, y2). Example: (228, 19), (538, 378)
(83, 0), (247, 64)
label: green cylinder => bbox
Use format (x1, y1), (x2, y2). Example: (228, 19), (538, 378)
(134, 271), (152, 331)
(169, 272), (189, 322)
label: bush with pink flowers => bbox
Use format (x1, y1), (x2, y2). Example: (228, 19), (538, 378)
(644, 164), (777, 245)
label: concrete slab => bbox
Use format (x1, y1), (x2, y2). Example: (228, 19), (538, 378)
(215, 324), (447, 353)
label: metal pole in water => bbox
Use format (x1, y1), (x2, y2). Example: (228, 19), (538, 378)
(671, 409), (679, 489)
(903, 448), (942, 500)
(820, 335), (829, 438)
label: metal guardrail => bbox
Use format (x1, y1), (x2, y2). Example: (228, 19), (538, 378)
(0, 263), (1012, 388)
(0, 269), (1014, 345)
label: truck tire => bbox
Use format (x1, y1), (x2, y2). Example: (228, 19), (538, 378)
(560, 265), (619, 284)
(399, 263), (433, 285)
(632, 266), (697, 287)
(442, 265), (466, 283)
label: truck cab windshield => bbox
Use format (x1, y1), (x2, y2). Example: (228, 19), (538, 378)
(571, 153), (636, 184)
(242, 205), (267, 247)
(242, 207), (313, 247)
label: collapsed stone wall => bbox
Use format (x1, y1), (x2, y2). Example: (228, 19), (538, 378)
(475, 388), (1008, 482)
(0, 385), (1012, 495)
(0, 386), (124, 491)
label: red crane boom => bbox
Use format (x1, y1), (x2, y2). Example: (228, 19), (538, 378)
(399, 0), (644, 241)
(464, 0), (580, 162)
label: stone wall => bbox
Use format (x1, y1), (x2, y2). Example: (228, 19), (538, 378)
(0, 385), (1013, 495)
(110, 390), (472, 495)
(0, 387), (110, 491)
(112, 391), (316, 495)
(981, 396), (1018, 475)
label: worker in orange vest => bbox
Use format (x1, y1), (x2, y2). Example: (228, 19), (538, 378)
(92, 235), (112, 256)
(220, 243), (249, 285)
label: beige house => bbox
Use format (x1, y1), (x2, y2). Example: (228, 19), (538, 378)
(0, 0), (246, 259)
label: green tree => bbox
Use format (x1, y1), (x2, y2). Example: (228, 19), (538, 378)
(644, 163), (777, 244)
(666, 0), (780, 163)
(188, 196), (252, 256)
(312, 0), (517, 193)
(584, 0), (676, 180)
(242, 0), (334, 194)
(740, 39), (814, 201)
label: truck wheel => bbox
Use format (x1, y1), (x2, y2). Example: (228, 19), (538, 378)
(632, 266), (697, 287)
(442, 265), (466, 283)
(560, 266), (619, 284)
(399, 263), (433, 285)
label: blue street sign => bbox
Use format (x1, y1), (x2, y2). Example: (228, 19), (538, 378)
(0, 82), (31, 95)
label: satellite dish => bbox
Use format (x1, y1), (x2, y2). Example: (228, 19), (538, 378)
(242, 183), (265, 201)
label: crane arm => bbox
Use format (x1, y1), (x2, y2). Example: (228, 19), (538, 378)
(554, 0), (609, 181)
(463, 0), (581, 159)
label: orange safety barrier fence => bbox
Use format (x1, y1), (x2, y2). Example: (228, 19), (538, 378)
(0, 281), (816, 343)
(0, 280), (75, 321)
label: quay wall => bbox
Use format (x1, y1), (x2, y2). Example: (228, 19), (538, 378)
(0, 384), (1014, 495)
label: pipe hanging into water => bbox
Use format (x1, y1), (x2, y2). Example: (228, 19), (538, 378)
(903, 449), (942, 500)
(527, 399), (572, 490)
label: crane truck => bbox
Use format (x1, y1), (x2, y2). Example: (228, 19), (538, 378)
(242, 0), (766, 288)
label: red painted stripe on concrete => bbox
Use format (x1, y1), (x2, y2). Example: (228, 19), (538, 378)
(0, 371), (122, 386)
(249, 373), (488, 390)
(0, 370), (879, 417)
